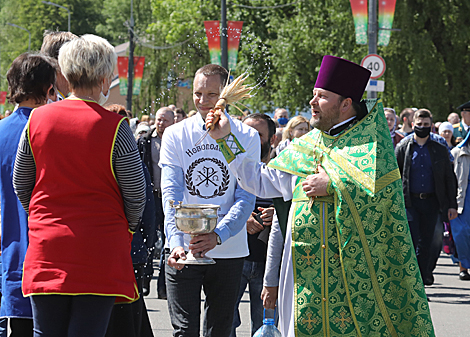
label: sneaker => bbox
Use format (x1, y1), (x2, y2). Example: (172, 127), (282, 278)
(459, 270), (470, 280)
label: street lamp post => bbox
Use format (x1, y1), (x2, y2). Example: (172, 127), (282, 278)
(367, 0), (378, 99)
(127, 0), (135, 113)
(6, 23), (31, 51)
(41, 1), (71, 32)
(220, 0), (228, 71)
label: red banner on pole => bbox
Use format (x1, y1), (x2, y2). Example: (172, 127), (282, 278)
(117, 56), (129, 96)
(227, 21), (243, 71)
(378, 0), (397, 46)
(349, 0), (368, 45)
(204, 21), (221, 65)
(117, 56), (145, 96)
(0, 91), (7, 105)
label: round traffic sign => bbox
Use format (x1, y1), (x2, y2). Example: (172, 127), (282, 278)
(361, 54), (386, 79)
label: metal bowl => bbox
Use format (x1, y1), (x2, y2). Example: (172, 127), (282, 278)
(170, 202), (220, 235)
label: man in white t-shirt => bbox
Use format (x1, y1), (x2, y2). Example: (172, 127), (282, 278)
(159, 64), (258, 336)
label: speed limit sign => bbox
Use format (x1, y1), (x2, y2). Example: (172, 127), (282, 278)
(361, 54), (386, 79)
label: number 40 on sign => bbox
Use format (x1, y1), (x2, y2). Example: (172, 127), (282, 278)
(360, 54), (386, 80)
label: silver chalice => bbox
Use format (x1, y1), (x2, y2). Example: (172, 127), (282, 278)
(169, 201), (220, 265)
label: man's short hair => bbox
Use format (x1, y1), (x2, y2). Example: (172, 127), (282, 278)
(399, 108), (415, 123)
(274, 108), (289, 119)
(7, 52), (57, 104)
(195, 64), (229, 87)
(242, 113), (276, 139)
(338, 95), (365, 119)
(175, 108), (186, 118)
(40, 30), (78, 60)
(413, 108), (433, 123)
(59, 34), (116, 90)
(156, 107), (175, 117)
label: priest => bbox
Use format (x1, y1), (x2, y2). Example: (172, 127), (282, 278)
(206, 56), (435, 337)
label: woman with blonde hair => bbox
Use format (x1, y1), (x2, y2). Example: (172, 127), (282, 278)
(276, 115), (310, 155)
(13, 34), (146, 337)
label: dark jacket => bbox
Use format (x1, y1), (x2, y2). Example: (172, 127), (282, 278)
(131, 163), (156, 265)
(395, 136), (458, 221)
(137, 131), (154, 187)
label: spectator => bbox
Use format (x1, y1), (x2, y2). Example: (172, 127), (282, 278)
(0, 52), (57, 337)
(439, 121), (457, 148)
(273, 108), (289, 127)
(231, 113), (276, 336)
(453, 101), (470, 142)
(12, 34), (146, 336)
(137, 107), (175, 298)
(106, 103), (132, 118)
(174, 107), (186, 123)
(276, 115), (310, 155)
(396, 107), (415, 137)
(395, 109), (458, 285)
(160, 64), (257, 336)
(4, 110), (12, 118)
(40, 30), (78, 99)
(187, 109), (197, 118)
(450, 133), (470, 280)
(448, 112), (460, 125)
(141, 114), (150, 123)
(168, 104), (177, 111)
(135, 122), (151, 140)
(384, 107), (404, 148)
(105, 105), (156, 337)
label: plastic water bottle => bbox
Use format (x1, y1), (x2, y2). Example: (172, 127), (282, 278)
(253, 309), (282, 337)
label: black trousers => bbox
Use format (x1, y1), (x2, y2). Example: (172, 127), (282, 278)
(105, 265), (154, 337)
(407, 196), (440, 281)
(165, 253), (244, 337)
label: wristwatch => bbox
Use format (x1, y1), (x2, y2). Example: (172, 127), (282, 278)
(215, 233), (222, 245)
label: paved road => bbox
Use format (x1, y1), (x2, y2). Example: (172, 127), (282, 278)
(146, 254), (470, 336)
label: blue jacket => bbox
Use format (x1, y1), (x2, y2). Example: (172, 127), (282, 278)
(0, 107), (33, 318)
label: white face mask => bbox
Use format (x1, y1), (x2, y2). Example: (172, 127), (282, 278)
(98, 85), (110, 106)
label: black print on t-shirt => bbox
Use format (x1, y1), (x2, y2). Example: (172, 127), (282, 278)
(186, 158), (229, 199)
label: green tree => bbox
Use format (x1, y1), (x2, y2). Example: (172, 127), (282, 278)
(0, 0), (104, 109)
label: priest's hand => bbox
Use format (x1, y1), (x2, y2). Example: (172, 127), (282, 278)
(206, 109), (231, 140)
(168, 246), (186, 270)
(448, 208), (458, 221)
(302, 165), (330, 197)
(189, 232), (217, 257)
(261, 286), (278, 309)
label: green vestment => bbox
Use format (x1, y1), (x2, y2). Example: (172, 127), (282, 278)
(268, 99), (435, 337)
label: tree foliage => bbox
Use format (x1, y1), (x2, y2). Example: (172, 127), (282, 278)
(2, 0), (470, 120)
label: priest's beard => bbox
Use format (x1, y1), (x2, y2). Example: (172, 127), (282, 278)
(261, 140), (271, 162)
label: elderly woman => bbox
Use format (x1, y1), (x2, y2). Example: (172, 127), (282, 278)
(439, 121), (458, 148)
(13, 35), (146, 337)
(275, 115), (310, 155)
(450, 133), (470, 280)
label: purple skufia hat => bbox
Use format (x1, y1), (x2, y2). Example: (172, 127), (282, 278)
(314, 55), (371, 102)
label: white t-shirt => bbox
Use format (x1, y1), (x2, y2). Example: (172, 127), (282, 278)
(159, 112), (260, 258)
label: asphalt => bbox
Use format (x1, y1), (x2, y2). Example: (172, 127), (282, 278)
(145, 254), (470, 336)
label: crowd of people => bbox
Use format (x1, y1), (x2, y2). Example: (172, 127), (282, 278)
(0, 30), (468, 337)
